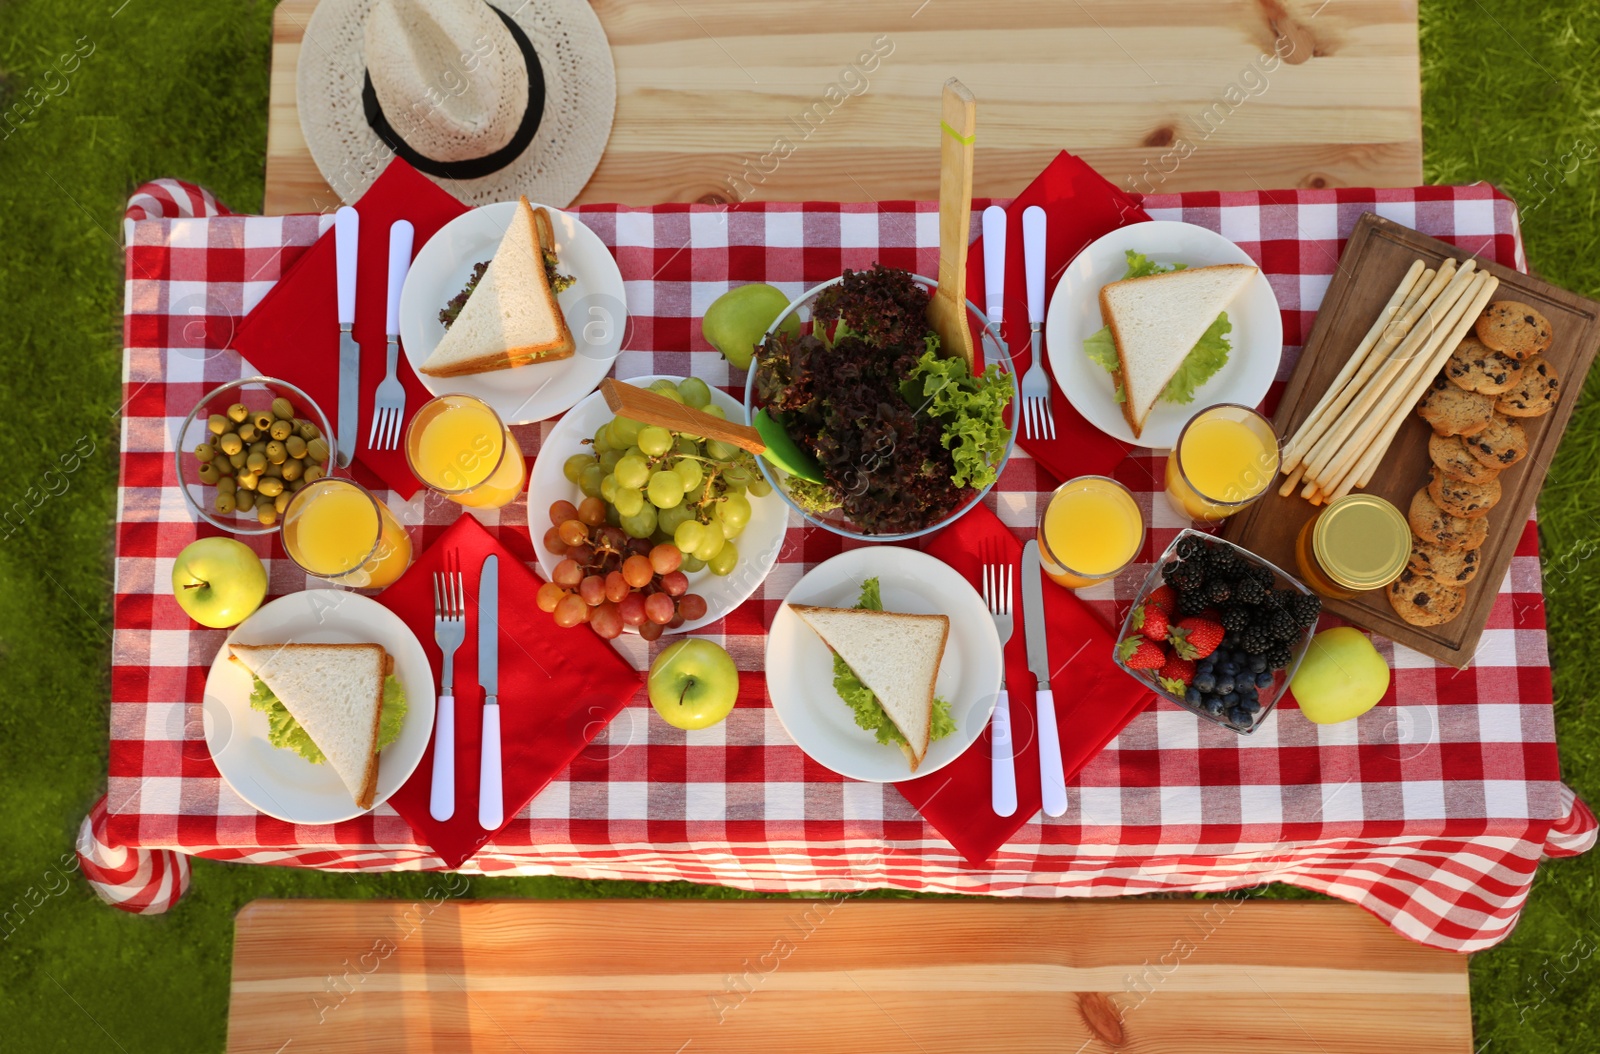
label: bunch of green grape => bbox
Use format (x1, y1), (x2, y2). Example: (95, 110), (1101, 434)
(559, 378), (772, 577)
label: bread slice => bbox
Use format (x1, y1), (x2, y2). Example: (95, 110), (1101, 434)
(230, 642), (393, 809)
(789, 604), (949, 771)
(1100, 263), (1257, 437)
(420, 196), (576, 377)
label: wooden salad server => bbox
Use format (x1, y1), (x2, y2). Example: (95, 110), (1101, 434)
(926, 78), (977, 371)
(602, 380), (826, 483)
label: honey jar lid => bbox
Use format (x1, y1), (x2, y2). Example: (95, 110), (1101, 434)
(1312, 495), (1410, 590)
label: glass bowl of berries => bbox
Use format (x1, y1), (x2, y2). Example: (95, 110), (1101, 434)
(1114, 530), (1320, 734)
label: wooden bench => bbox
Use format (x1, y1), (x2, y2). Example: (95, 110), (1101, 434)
(228, 898), (1471, 1052)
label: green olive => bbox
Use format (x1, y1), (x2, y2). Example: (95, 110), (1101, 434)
(280, 458), (303, 482)
(285, 435), (307, 460)
(218, 433), (243, 456)
(253, 412), (274, 432)
(269, 419), (293, 441)
(287, 477), (305, 493)
(271, 397), (295, 421)
(246, 453), (266, 473)
(213, 457), (233, 476)
(266, 440), (287, 464)
(257, 477), (284, 497)
(302, 465), (323, 484)
(237, 423), (257, 443)
(193, 443), (216, 463)
(235, 489), (255, 512)
(257, 506), (277, 527)
(197, 463), (220, 485)
(296, 420), (321, 441)
(305, 437), (330, 464)
(228, 451), (247, 470)
(268, 463), (287, 480)
(214, 493), (235, 515)
(207, 414), (228, 435)
(217, 476), (236, 494)
(274, 492), (291, 514)
(236, 471), (258, 491)
(248, 443), (268, 459)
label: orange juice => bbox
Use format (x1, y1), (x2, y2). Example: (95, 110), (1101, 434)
(405, 394), (526, 509)
(282, 478), (413, 589)
(1165, 404), (1280, 522)
(1038, 476), (1145, 589)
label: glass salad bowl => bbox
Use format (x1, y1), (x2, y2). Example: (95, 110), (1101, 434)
(742, 270), (1016, 542)
(175, 376), (336, 535)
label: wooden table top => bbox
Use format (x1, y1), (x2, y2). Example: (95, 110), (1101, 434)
(264, 0), (1422, 212)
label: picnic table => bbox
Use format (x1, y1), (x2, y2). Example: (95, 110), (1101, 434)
(80, 171), (1596, 951)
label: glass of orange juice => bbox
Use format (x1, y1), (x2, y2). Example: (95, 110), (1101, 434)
(405, 394), (526, 509)
(1164, 404), (1280, 522)
(281, 477), (413, 589)
(1037, 476), (1145, 589)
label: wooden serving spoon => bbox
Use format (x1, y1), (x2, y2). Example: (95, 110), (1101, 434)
(600, 379), (825, 482)
(925, 78), (977, 371)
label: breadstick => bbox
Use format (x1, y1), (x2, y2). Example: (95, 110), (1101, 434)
(1344, 273), (1502, 494)
(1301, 261), (1476, 484)
(1278, 462), (1306, 497)
(1290, 261), (1458, 476)
(1280, 260), (1426, 468)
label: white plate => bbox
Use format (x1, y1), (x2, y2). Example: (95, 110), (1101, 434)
(202, 590), (436, 825)
(765, 548), (1002, 783)
(1044, 219), (1283, 449)
(525, 375), (788, 634)
(400, 201), (627, 425)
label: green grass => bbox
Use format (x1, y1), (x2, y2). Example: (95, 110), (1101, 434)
(0, 1), (1596, 1049)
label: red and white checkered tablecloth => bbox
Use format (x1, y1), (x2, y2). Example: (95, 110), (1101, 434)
(88, 177), (1596, 952)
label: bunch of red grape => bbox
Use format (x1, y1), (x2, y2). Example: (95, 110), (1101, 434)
(536, 499), (709, 640)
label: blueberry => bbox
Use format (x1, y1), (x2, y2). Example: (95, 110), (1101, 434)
(1196, 660), (1213, 676)
(1248, 655), (1268, 674)
(1219, 661), (1238, 677)
(1215, 677), (1235, 696)
(1228, 707), (1253, 727)
(1223, 691), (1240, 706)
(1204, 697), (1225, 716)
(1194, 674), (1216, 693)
(1241, 696), (1262, 712)
(1256, 671), (1274, 688)
(1238, 681), (1256, 698)
(1185, 687), (1202, 706)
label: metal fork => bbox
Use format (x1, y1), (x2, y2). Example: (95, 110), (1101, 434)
(982, 546), (1017, 817)
(1020, 205), (1056, 440)
(369, 220), (413, 452)
(429, 549), (463, 822)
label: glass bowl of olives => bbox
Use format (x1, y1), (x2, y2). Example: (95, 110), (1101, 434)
(175, 376), (336, 535)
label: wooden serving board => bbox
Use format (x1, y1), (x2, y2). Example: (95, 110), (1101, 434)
(1225, 212), (1600, 666)
(264, 0), (1423, 212)
(228, 898), (1470, 1053)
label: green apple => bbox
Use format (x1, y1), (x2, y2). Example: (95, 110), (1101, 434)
(701, 283), (799, 370)
(648, 638), (739, 730)
(1289, 627), (1390, 724)
(172, 537), (268, 629)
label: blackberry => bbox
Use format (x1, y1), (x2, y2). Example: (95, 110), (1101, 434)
(1220, 606), (1252, 633)
(1249, 564), (1276, 588)
(1207, 547), (1244, 577)
(1265, 643), (1293, 670)
(1290, 592), (1323, 628)
(1232, 575), (1268, 605)
(1240, 624), (1273, 654)
(1206, 578), (1233, 603)
(1263, 609), (1299, 642)
(1175, 535), (1207, 560)
(1168, 563), (1205, 593)
(1177, 591), (1212, 617)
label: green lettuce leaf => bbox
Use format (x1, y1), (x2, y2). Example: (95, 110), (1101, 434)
(1161, 311), (1232, 405)
(907, 349), (1015, 490)
(1121, 249), (1186, 279)
(831, 578), (954, 747)
(249, 674), (408, 764)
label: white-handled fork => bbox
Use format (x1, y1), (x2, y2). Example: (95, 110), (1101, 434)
(369, 219), (413, 451)
(982, 546), (1017, 817)
(1020, 206), (1056, 440)
(429, 550), (463, 822)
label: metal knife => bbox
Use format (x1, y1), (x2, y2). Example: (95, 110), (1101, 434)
(333, 206), (360, 468)
(1022, 540), (1069, 818)
(1023, 205), (1047, 379)
(477, 554), (503, 830)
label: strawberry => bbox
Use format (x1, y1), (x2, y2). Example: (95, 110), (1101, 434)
(1130, 602), (1169, 641)
(1169, 616), (1224, 661)
(1146, 584), (1178, 615)
(1157, 654), (1196, 696)
(1117, 636), (1166, 670)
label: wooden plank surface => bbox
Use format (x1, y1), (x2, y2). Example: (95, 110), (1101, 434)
(228, 898), (1470, 1053)
(265, 0), (1422, 213)
(1224, 213), (1600, 665)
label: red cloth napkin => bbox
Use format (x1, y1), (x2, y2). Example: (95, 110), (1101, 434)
(965, 150), (1151, 485)
(231, 160), (469, 498)
(376, 515), (642, 867)
(899, 502), (1154, 865)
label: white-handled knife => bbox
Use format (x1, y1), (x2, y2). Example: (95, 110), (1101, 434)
(982, 205), (1007, 327)
(1022, 539), (1068, 818)
(333, 206), (360, 468)
(477, 554), (503, 830)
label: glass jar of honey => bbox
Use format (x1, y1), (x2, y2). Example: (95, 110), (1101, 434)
(1293, 494), (1410, 600)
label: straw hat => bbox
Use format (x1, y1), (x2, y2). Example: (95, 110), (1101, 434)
(297, 0), (616, 207)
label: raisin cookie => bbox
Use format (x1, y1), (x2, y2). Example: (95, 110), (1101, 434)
(1415, 375), (1495, 437)
(1428, 466), (1500, 519)
(1408, 488), (1489, 550)
(1428, 432), (1500, 485)
(1408, 538), (1482, 585)
(1474, 300), (1553, 360)
(1387, 568), (1467, 627)
(1465, 413), (1528, 469)
(1444, 336), (1525, 396)
(1494, 355), (1560, 418)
